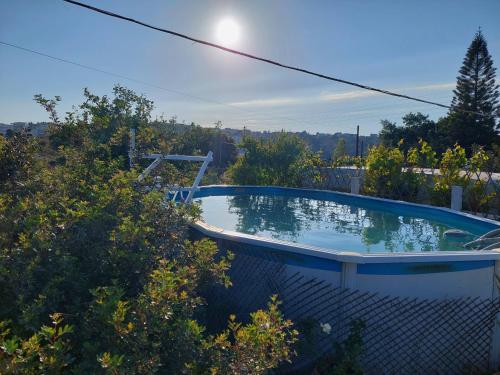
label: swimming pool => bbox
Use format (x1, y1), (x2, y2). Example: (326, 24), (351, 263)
(189, 186), (500, 370)
(194, 185), (499, 253)
(196, 191), (493, 254)
(190, 186), (499, 298)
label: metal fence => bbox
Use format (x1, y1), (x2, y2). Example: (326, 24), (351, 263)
(200, 237), (500, 374)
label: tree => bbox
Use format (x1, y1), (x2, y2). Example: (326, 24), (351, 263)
(228, 132), (323, 187)
(446, 29), (499, 151)
(0, 86), (297, 374)
(332, 138), (347, 161)
(379, 113), (445, 153)
(172, 123), (237, 168)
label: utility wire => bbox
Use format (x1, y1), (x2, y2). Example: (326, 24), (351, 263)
(0, 40), (305, 125)
(62, 0), (483, 117)
(2, 40), (421, 133)
(0, 41), (221, 107)
(0, 40), (437, 131)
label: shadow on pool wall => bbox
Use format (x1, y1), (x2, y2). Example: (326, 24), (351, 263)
(189, 185), (500, 373)
(189, 232), (499, 374)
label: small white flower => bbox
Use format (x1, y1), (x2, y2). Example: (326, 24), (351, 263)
(320, 322), (332, 335)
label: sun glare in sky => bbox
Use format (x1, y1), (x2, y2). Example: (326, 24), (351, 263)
(215, 18), (241, 47)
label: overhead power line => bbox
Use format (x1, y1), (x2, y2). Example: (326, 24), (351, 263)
(0, 40), (461, 133)
(3, 39), (424, 131)
(0, 41), (238, 113)
(62, 0), (483, 117)
(0, 40), (304, 125)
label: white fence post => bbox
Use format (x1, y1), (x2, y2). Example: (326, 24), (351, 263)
(341, 262), (357, 289)
(451, 185), (463, 211)
(350, 176), (360, 195)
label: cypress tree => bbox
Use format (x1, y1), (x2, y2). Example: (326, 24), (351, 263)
(447, 29), (499, 151)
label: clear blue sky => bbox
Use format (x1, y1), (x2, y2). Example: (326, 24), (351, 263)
(1, 0), (499, 135)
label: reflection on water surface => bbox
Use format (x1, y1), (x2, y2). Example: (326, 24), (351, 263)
(196, 194), (476, 253)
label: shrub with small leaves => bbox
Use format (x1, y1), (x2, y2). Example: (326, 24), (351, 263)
(0, 313), (73, 375)
(196, 296), (298, 375)
(0, 86), (297, 374)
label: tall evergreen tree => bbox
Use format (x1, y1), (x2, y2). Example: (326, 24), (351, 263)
(447, 29), (499, 151)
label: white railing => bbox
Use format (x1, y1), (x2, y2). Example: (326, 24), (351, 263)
(130, 129), (213, 204)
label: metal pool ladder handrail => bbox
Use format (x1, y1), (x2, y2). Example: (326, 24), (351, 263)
(129, 129), (213, 204)
(464, 228), (500, 250)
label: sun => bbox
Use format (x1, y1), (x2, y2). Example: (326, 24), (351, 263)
(215, 18), (241, 47)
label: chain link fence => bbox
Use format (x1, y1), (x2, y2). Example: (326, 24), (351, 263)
(198, 236), (500, 374)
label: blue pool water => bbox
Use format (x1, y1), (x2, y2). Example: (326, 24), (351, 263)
(195, 188), (497, 254)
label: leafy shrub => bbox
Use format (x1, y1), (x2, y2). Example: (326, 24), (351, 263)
(462, 147), (496, 213)
(364, 144), (405, 198)
(431, 144), (468, 206)
(197, 296), (298, 375)
(364, 142), (426, 201)
(228, 132), (323, 187)
(364, 141), (497, 213)
(0, 86), (297, 374)
(314, 319), (366, 375)
(431, 144), (496, 211)
(0, 313), (73, 375)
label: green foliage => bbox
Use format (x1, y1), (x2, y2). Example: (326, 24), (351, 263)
(431, 144), (468, 206)
(0, 313), (74, 374)
(379, 113), (446, 153)
(0, 129), (37, 191)
(364, 144), (404, 198)
(228, 132), (323, 187)
(432, 144), (496, 211)
(0, 86), (297, 374)
(314, 320), (366, 375)
(364, 142), (426, 201)
(171, 122), (238, 168)
(447, 29), (499, 152)
(196, 296), (298, 375)
(332, 138), (347, 162)
(407, 139), (438, 169)
(364, 140), (496, 214)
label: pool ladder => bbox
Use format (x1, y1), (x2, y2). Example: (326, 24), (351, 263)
(464, 228), (500, 251)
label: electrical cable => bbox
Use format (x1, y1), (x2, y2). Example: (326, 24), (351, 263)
(62, 0), (484, 117)
(0, 40), (303, 125)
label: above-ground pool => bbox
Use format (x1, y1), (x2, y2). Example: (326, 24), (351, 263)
(190, 186), (499, 299)
(194, 185), (498, 254)
(190, 186), (500, 371)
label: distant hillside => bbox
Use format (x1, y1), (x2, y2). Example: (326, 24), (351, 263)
(0, 122), (49, 137)
(1, 121), (379, 159)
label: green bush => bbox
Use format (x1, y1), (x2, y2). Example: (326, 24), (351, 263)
(314, 319), (366, 375)
(228, 132), (323, 187)
(431, 144), (496, 211)
(364, 142), (427, 201)
(431, 144), (467, 207)
(0, 86), (297, 374)
(364, 140), (496, 214)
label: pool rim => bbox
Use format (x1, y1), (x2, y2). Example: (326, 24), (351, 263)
(191, 185), (500, 264)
